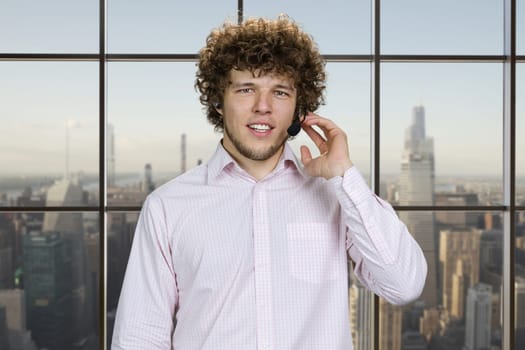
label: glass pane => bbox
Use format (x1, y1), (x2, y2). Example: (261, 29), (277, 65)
(244, 0), (371, 54)
(106, 211), (139, 349)
(107, 0), (237, 53)
(517, 212), (525, 349)
(0, 0), (98, 53)
(290, 62), (371, 184)
(0, 62), (99, 207)
(380, 63), (503, 206)
(379, 210), (503, 350)
(107, 62), (220, 206)
(519, 0), (524, 55)
(518, 64), (525, 204)
(381, 0), (503, 55)
(0, 212), (100, 349)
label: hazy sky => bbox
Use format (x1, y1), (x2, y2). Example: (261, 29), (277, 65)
(0, 0), (523, 179)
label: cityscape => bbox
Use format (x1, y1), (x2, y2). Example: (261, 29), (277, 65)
(0, 106), (524, 350)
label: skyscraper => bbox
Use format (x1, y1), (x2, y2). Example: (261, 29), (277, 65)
(181, 133), (187, 174)
(107, 123), (116, 188)
(439, 228), (481, 320)
(349, 282), (373, 350)
(479, 229), (502, 292)
(42, 179), (92, 345)
(0, 306), (8, 350)
(23, 232), (72, 350)
(419, 307), (441, 342)
(435, 192), (479, 228)
(0, 289), (38, 350)
(401, 330), (428, 350)
(42, 178), (84, 233)
(398, 105), (438, 307)
(516, 277), (525, 329)
(464, 283), (492, 350)
(141, 163), (155, 194)
(379, 298), (403, 350)
(0, 214), (15, 289)
(516, 277), (525, 347)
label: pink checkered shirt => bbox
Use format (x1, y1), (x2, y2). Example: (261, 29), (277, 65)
(112, 143), (427, 350)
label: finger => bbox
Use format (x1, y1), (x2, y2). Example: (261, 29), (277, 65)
(304, 115), (348, 146)
(303, 114), (340, 135)
(301, 123), (327, 151)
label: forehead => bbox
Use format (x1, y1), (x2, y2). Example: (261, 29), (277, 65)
(227, 69), (295, 88)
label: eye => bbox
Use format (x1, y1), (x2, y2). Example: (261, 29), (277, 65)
(274, 90), (290, 97)
(237, 88), (254, 94)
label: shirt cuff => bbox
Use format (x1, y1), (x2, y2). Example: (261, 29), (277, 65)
(329, 166), (374, 207)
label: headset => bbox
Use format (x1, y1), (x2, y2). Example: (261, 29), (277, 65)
(287, 107), (307, 137)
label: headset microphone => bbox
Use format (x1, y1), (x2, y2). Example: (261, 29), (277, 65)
(287, 112), (306, 137)
(287, 119), (302, 137)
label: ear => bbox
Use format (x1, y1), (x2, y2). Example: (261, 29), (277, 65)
(214, 102), (223, 115)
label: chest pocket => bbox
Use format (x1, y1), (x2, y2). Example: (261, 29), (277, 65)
(287, 222), (340, 284)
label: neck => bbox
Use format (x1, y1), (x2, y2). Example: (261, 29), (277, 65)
(222, 142), (285, 181)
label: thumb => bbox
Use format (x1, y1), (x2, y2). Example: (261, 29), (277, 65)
(300, 145), (313, 166)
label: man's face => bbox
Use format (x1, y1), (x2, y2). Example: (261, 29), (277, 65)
(218, 69), (297, 164)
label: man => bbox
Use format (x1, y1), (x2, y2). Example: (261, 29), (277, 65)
(112, 15), (427, 349)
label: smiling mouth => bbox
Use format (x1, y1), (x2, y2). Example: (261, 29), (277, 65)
(248, 124), (273, 133)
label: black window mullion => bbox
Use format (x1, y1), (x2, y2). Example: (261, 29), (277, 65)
(372, 1), (381, 350)
(503, 0), (517, 349)
(99, 0), (106, 348)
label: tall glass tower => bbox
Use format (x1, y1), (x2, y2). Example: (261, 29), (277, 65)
(398, 105), (438, 307)
(464, 283), (492, 350)
(42, 179), (92, 345)
(23, 232), (72, 350)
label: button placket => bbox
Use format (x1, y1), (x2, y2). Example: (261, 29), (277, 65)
(253, 185), (274, 350)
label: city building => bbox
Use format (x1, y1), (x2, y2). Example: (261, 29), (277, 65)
(181, 133), (187, 174)
(349, 281), (373, 350)
(435, 192), (480, 228)
(439, 228), (481, 320)
(463, 283), (492, 350)
(398, 105), (438, 307)
(0, 289), (38, 350)
(141, 163), (155, 194)
(23, 232), (72, 350)
(419, 306), (441, 342)
(42, 178), (93, 346)
(516, 277), (525, 329)
(0, 214), (16, 289)
(107, 123), (116, 188)
(84, 232), (100, 337)
(380, 298), (403, 350)
(479, 230), (502, 286)
(402, 330), (428, 350)
(42, 178), (85, 233)
(516, 277), (525, 346)
(0, 306), (8, 350)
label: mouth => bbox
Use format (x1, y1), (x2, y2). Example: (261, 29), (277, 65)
(247, 123), (274, 134)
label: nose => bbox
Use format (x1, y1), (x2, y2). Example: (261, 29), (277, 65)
(253, 91), (272, 114)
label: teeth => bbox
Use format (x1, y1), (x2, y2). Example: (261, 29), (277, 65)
(249, 124), (271, 132)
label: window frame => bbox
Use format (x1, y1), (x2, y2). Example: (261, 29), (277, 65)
(0, 0), (523, 349)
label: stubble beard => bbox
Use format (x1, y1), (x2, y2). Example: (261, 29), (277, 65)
(224, 123), (288, 161)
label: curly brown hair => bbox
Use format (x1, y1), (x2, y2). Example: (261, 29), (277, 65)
(195, 15), (326, 132)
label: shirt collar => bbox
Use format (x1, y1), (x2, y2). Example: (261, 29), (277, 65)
(207, 141), (307, 184)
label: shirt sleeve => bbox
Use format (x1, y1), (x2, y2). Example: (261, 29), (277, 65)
(329, 167), (427, 305)
(111, 193), (178, 349)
